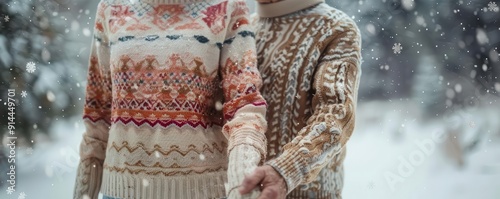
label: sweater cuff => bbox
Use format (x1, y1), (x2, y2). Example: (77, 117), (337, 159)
(228, 130), (267, 163)
(265, 148), (308, 194)
(226, 145), (262, 199)
(73, 158), (103, 199)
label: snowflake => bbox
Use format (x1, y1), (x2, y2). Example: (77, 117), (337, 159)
(6, 188), (14, 194)
(367, 181), (375, 189)
(392, 43), (403, 54)
(26, 62), (36, 73)
(21, 90), (27, 98)
(215, 101), (223, 111)
(4, 15), (9, 22)
(488, 2), (499, 12)
(18, 192), (27, 199)
(26, 147), (33, 155)
(469, 121), (476, 128)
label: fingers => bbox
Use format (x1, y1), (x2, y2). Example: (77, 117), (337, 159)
(239, 167), (265, 194)
(256, 187), (278, 199)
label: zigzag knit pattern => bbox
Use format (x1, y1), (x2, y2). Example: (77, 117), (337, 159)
(74, 0), (267, 198)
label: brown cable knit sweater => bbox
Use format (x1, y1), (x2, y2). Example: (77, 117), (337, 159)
(253, 0), (362, 198)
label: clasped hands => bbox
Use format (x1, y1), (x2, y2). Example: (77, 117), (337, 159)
(238, 165), (287, 199)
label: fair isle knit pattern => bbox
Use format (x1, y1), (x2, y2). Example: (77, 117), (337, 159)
(74, 0), (267, 198)
(254, 2), (362, 199)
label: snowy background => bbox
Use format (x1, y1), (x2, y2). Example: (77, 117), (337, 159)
(1, 0), (500, 199)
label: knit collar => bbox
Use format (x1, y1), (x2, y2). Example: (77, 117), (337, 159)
(141, 0), (207, 4)
(257, 0), (325, 18)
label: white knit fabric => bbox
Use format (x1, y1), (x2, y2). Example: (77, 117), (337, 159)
(227, 145), (262, 199)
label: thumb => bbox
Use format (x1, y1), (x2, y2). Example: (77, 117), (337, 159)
(239, 167), (265, 194)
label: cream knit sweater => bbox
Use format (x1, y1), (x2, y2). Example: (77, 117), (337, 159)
(74, 0), (266, 198)
(254, 0), (362, 198)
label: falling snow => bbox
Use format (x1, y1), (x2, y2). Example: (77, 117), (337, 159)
(392, 43), (402, 54)
(142, 179), (149, 187)
(26, 62), (36, 73)
(26, 147), (33, 155)
(215, 101), (223, 111)
(18, 192), (27, 199)
(488, 2), (499, 12)
(82, 28), (91, 37)
(367, 181), (375, 189)
(1, 1), (498, 199)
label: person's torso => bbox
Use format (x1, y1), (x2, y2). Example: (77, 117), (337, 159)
(99, 0), (233, 179)
(254, 3), (352, 198)
(255, 3), (341, 160)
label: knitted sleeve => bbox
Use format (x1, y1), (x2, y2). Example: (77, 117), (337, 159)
(219, 0), (268, 198)
(266, 19), (362, 193)
(73, 2), (111, 199)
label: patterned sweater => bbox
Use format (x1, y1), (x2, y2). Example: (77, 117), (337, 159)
(254, 0), (362, 198)
(74, 0), (267, 198)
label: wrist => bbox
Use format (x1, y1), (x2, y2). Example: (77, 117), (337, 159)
(226, 145), (261, 196)
(263, 164), (288, 193)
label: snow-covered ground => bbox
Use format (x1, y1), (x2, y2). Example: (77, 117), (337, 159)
(3, 100), (500, 199)
(343, 99), (500, 199)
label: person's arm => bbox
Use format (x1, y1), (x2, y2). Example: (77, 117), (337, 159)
(73, 2), (111, 199)
(265, 19), (362, 193)
(220, 1), (268, 198)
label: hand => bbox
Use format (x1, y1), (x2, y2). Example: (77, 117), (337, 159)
(239, 165), (287, 199)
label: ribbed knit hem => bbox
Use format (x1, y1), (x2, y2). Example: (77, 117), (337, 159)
(286, 163), (344, 199)
(287, 189), (338, 199)
(267, 151), (347, 198)
(257, 0), (324, 18)
(101, 170), (227, 199)
(228, 129), (267, 160)
(265, 148), (308, 194)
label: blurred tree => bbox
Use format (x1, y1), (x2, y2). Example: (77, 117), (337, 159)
(412, 54), (446, 117)
(1, 0), (97, 188)
(327, 0), (499, 108)
(435, 0), (500, 108)
(325, 0), (499, 164)
(0, 0), (87, 143)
